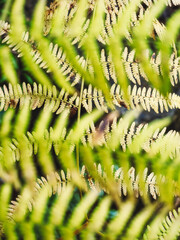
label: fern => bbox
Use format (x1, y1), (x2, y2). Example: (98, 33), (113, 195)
(0, 0), (180, 239)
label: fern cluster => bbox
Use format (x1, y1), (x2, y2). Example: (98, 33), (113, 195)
(0, 0), (180, 239)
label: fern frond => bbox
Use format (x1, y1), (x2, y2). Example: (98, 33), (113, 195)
(7, 165), (159, 221)
(145, 208), (180, 240)
(0, 26), (83, 84)
(1, 1), (179, 93)
(0, 82), (108, 113)
(143, 0), (180, 7)
(8, 170), (70, 220)
(2, 82), (180, 114)
(2, 109), (180, 163)
(5, 165), (179, 239)
(97, 0), (180, 45)
(0, 82), (79, 113)
(0, 20), (10, 36)
(83, 164), (160, 199)
(100, 47), (180, 86)
(0, 0), (180, 239)
(43, 0), (60, 36)
(111, 83), (180, 113)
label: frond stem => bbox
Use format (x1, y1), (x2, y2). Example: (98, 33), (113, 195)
(76, 78), (84, 172)
(76, 76), (85, 201)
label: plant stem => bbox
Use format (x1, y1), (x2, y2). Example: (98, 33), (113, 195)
(76, 75), (85, 202)
(76, 78), (84, 173)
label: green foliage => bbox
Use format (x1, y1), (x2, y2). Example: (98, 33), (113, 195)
(0, 0), (180, 239)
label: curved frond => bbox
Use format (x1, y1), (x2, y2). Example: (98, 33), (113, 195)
(1, 110), (180, 163)
(7, 165), (160, 222)
(0, 0), (180, 239)
(4, 166), (179, 239)
(145, 208), (180, 240)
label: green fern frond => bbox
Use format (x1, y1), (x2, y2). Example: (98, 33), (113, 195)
(1, 0), (179, 96)
(2, 108), (180, 166)
(4, 165), (167, 223)
(0, 0), (180, 239)
(2, 169), (179, 239)
(1, 82), (180, 114)
(144, 208), (180, 240)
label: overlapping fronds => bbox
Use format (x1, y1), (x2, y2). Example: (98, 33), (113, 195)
(1, 22), (180, 89)
(0, 0), (180, 239)
(3, 168), (179, 240)
(81, 164), (160, 199)
(7, 165), (159, 220)
(4, 192), (180, 240)
(0, 0), (179, 96)
(102, 48), (180, 86)
(4, 163), (175, 240)
(1, 110), (180, 163)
